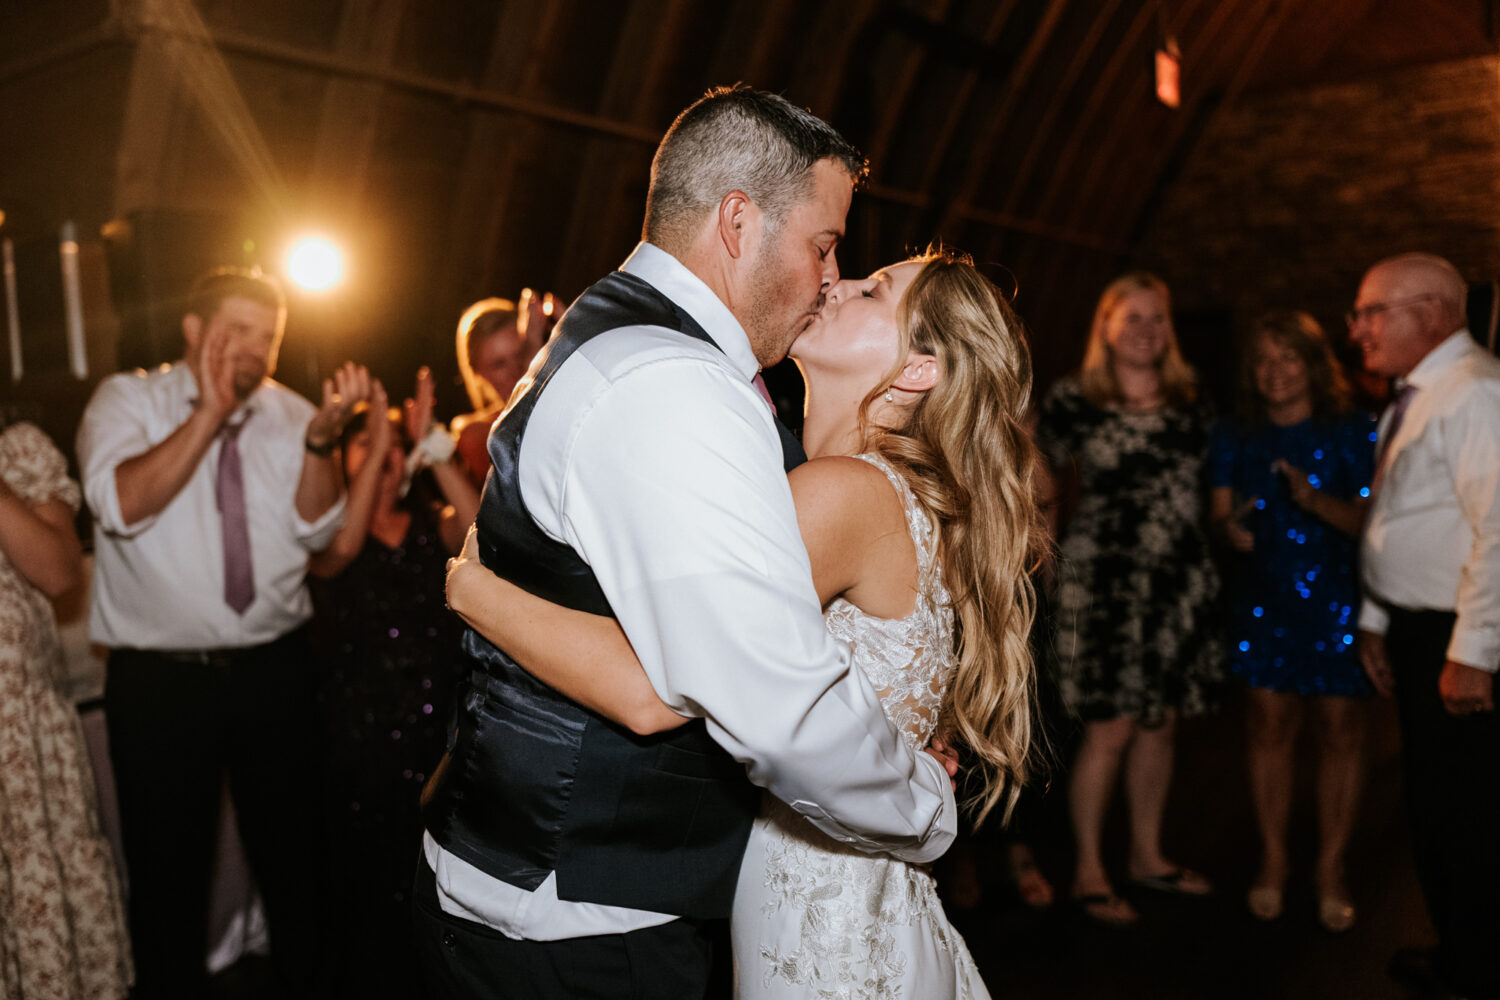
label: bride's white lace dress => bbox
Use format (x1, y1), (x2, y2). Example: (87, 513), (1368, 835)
(732, 453), (991, 1000)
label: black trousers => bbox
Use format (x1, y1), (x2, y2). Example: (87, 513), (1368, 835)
(105, 629), (329, 1000)
(412, 860), (714, 999)
(1387, 609), (1500, 1000)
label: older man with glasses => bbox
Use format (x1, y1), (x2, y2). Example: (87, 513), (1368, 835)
(1349, 253), (1500, 1000)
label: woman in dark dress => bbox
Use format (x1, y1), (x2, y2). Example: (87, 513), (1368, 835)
(1209, 311), (1374, 932)
(309, 374), (477, 998)
(1038, 272), (1223, 928)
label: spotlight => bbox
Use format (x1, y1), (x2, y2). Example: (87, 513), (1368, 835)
(286, 236), (345, 291)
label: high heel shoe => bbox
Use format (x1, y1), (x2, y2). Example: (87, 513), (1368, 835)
(1246, 884), (1284, 921)
(1317, 893), (1356, 933)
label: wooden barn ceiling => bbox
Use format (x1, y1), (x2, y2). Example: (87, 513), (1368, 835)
(1, 0), (1497, 410)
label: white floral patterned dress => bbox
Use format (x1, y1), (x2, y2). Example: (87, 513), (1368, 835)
(731, 453), (989, 1000)
(0, 422), (131, 1000)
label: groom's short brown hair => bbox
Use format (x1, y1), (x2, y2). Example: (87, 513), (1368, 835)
(643, 85), (866, 255)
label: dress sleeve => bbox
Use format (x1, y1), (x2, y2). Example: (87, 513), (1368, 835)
(1, 422), (81, 512)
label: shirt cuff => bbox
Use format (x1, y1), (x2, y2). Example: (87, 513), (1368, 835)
(1446, 628), (1500, 674)
(1357, 597), (1389, 636)
(294, 493), (346, 550)
(89, 467), (159, 538)
(887, 752), (958, 865)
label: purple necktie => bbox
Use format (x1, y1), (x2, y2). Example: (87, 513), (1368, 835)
(1371, 383), (1417, 497)
(216, 418), (255, 615)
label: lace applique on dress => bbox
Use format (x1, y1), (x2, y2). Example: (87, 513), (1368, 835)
(744, 453), (987, 999)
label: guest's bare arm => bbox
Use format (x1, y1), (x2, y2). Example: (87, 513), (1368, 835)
(113, 322), (238, 527)
(296, 363), (370, 522)
(0, 488), (82, 597)
(1275, 460), (1367, 536)
(402, 366), (481, 552)
(309, 380), (390, 579)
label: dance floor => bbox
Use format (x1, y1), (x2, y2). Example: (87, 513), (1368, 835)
(211, 690), (1434, 999)
(953, 691), (1435, 1000)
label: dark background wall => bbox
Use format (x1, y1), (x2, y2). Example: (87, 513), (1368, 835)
(1, 0), (1497, 455)
(1139, 54), (1500, 404)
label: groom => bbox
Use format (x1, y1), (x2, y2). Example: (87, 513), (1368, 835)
(416, 85), (957, 999)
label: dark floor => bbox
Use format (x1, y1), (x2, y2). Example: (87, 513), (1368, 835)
(950, 690), (1436, 999)
(210, 690), (1436, 999)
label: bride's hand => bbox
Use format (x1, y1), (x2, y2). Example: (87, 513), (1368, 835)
(445, 524), (485, 624)
(925, 735), (960, 793)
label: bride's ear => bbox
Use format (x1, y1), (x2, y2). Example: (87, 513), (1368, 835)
(893, 354), (939, 394)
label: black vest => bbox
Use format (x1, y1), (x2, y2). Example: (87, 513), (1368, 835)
(421, 269), (806, 918)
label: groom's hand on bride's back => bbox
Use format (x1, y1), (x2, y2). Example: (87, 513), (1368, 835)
(925, 736), (960, 792)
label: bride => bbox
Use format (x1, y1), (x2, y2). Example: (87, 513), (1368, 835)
(447, 248), (1040, 998)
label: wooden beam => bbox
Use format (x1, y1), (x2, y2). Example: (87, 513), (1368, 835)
(996, 0), (1125, 218)
(1029, 0), (1167, 224)
(932, 0), (1072, 237)
(1059, 0), (1227, 234)
(1124, 0), (1297, 247)
(307, 0), (407, 219)
(121, 15), (664, 145)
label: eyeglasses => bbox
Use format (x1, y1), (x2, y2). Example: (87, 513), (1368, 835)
(1345, 294), (1434, 329)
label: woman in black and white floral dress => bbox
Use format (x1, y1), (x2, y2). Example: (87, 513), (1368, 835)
(1037, 272), (1223, 928)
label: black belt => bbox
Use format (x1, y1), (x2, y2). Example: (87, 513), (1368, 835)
(127, 626), (307, 669)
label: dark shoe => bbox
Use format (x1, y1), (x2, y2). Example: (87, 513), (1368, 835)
(1073, 892), (1139, 928)
(1130, 867), (1213, 896)
(1388, 946), (1436, 987)
(1388, 947), (1476, 998)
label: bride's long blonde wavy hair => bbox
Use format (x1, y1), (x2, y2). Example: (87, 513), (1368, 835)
(861, 248), (1040, 825)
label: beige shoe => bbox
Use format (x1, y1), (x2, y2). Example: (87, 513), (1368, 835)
(1318, 894), (1356, 933)
(1246, 884), (1284, 921)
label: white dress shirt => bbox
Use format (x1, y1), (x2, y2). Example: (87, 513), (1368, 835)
(77, 363), (344, 649)
(1360, 330), (1500, 672)
(427, 242), (957, 939)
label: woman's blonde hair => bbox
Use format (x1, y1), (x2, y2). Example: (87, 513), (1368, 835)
(862, 248), (1040, 825)
(1079, 271), (1197, 408)
(455, 297), (519, 412)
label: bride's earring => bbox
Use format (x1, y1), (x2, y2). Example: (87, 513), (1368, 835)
(884, 390), (894, 402)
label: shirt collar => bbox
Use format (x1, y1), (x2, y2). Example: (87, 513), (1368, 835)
(1406, 329), (1477, 390)
(619, 242), (760, 382)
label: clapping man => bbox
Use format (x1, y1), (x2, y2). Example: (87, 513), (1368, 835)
(78, 268), (370, 999)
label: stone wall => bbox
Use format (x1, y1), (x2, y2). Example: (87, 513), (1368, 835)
(1139, 55), (1500, 341)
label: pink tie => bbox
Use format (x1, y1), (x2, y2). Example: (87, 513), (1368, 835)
(216, 418), (255, 614)
(1371, 383), (1416, 498)
(751, 373), (776, 414)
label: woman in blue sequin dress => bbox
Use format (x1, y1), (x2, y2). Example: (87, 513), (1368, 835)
(1209, 311), (1375, 933)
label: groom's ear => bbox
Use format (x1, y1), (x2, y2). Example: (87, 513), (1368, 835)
(717, 190), (756, 260)
(893, 354), (939, 393)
